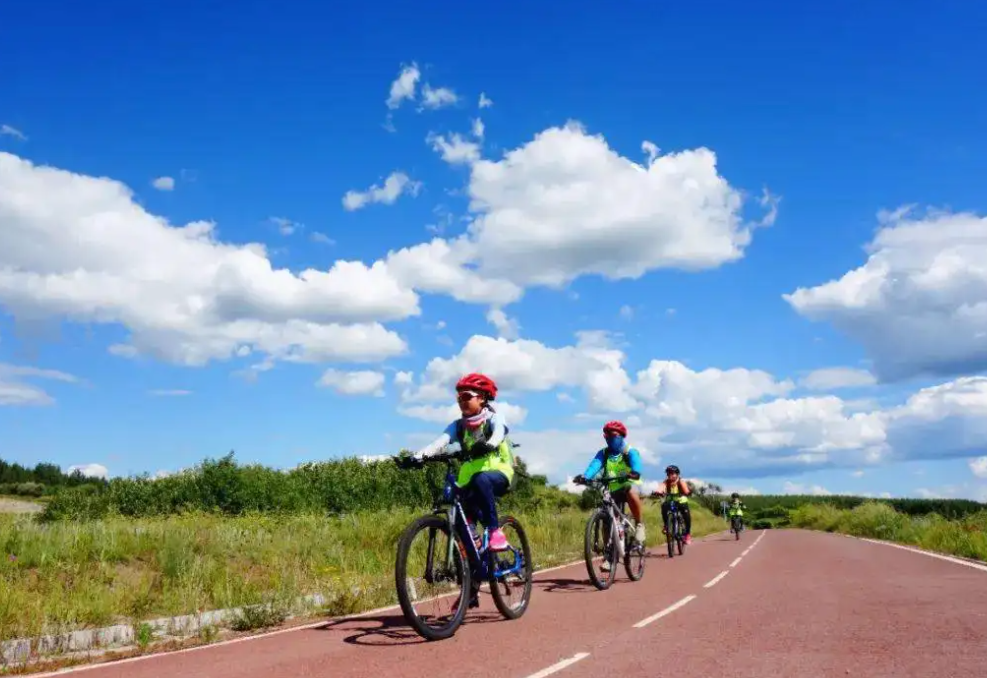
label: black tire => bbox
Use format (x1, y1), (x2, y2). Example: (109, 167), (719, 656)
(585, 509), (618, 590)
(665, 511), (675, 559)
(676, 514), (686, 556)
(489, 516), (533, 620)
(733, 518), (741, 540)
(395, 515), (470, 641)
(623, 530), (646, 581)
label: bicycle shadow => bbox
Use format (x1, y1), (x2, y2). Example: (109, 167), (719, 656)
(313, 608), (507, 647)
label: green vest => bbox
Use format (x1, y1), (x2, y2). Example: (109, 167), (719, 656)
(455, 420), (515, 488)
(665, 479), (689, 504)
(603, 449), (641, 492)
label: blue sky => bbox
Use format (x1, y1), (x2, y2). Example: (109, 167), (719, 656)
(2, 0), (987, 500)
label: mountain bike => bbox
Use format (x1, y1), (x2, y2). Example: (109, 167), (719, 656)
(651, 493), (687, 558)
(730, 514), (744, 540)
(392, 449), (533, 641)
(573, 474), (647, 590)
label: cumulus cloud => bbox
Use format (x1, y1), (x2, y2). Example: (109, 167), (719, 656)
(317, 369), (386, 397)
(800, 367), (877, 391)
(428, 132), (481, 165)
(386, 63), (420, 109)
(460, 121), (771, 289)
(970, 457), (987, 479)
(486, 308), (519, 339)
(471, 118), (485, 139)
(342, 171), (422, 211)
(478, 93), (493, 108)
(420, 84), (459, 110)
(269, 217), (300, 236)
(151, 176), (175, 191)
(0, 152), (411, 368)
(782, 481), (831, 496)
(785, 207), (987, 382)
(68, 463), (108, 479)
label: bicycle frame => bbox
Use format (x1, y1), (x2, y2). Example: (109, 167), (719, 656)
(425, 458), (524, 583)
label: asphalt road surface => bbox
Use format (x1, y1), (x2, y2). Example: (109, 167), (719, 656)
(34, 529), (987, 678)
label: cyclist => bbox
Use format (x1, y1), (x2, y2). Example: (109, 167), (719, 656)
(411, 372), (515, 554)
(573, 420), (645, 570)
(728, 492), (747, 527)
(654, 464), (692, 545)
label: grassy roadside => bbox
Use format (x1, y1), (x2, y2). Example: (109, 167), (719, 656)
(0, 503), (724, 643)
(789, 501), (987, 561)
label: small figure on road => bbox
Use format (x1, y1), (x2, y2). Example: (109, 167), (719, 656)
(655, 465), (693, 544)
(573, 420), (646, 571)
(728, 492), (747, 523)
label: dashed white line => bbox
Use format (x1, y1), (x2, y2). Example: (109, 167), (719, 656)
(523, 652), (591, 678)
(633, 594), (697, 628)
(857, 537), (987, 573)
(729, 556), (743, 568)
(741, 547), (751, 556)
(703, 570), (730, 588)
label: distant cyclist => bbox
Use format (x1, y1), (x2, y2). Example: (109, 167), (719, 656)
(728, 492), (747, 526)
(653, 465), (692, 545)
(573, 420), (646, 570)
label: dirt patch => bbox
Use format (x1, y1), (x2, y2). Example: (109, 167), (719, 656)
(0, 497), (43, 513)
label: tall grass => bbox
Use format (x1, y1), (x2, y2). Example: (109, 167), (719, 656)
(0, 502), (724, 643)
(790, 501), (987, 561)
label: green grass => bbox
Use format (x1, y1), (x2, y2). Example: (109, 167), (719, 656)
(0, 503), (724, 644)
(789, 501), (987, 561)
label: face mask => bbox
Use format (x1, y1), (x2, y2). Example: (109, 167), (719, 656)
(606, 435), (624, 453)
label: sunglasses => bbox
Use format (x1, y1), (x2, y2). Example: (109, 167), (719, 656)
(457, 391), (481, 402)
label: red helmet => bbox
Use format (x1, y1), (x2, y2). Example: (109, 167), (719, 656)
(455, 372), (498, 400)
(603, 420), (627, 437)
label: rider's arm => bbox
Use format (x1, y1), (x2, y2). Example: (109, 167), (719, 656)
(678, 479), (691, 495)
(582, 450), (606, 479)
(626, 447), (643, 479)
(484, 410), (508, 448)
(414, 422), (458, 459)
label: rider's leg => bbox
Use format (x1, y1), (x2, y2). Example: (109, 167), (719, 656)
(626, 487), (646, 543)
(681, 502), (693, 543)
(468, 471), (511, 550)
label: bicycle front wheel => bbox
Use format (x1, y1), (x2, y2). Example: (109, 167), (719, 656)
(665, 510), (675, 559)
(676, 514), (686, 555)
(395, 514), (470, 641)
(623, 527), (646, 581)
(490, 515), (533, 620)
(584, 509), (618, 590)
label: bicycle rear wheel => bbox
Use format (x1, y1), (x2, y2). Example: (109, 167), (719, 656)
(395, 514), (470, 641)
(585, 509), (618, 590)
(490, 516), (533, 619)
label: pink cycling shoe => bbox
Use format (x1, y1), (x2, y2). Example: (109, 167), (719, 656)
(488, 528), (510, 551)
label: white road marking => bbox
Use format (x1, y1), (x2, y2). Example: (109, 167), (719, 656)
(523, 652), (591, 678)
(729, 557), (743, 567)
(857, 537), (987, 573)
(703, 570), (730, 588)
(633, 595), (697, 628)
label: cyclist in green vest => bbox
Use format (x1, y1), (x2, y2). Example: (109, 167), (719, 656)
(655, 464), (692, 544)
(412, 372), (515, 555)
(728, 492), (746, 523)
(573, 420), (645, 570)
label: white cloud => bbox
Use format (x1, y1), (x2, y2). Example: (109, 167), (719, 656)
(782, 481), (831, 496)
(0, 363), (79, 406)
(800, 367), (876, 391)
(461, 121), (771, 289)
(478, 93), (493, 109)
(151, 176), (175, 191)
(148, 389), (192, 397)
(486, 308), (519, 339)
(342, 171), (422, 211)
(420, 84), (459, 110)
(428, 132), (481, 165)
(883, 377), (987, 462)
(1, 125), (27, 141)
(310, 232), (335, 246)
(68, 463), (108, 479)
(0, 152), (412, 368)
(386, 62), (420, 109)
(785, 207), (987, 382)
(619, 305), (634, 320)
(471, 118), (485, 139)
(317, 369), (386, 397)
(269, 217), (300, 236)
(758, 187), (781, 227)
(852, 470), (865, 477)
(970, 457), (987, 479)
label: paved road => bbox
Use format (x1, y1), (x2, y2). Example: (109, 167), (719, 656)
(35, 530), (987, 678)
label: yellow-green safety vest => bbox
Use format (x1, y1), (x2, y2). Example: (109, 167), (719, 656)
(603, 450), (642, 492)
(665, 480), (689, 504)
(456, 422), (515, 488)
